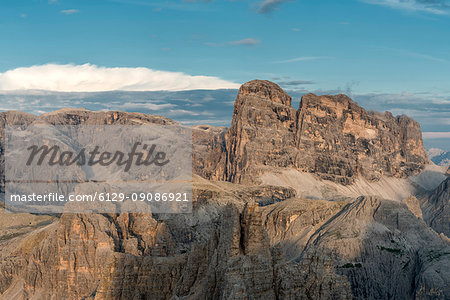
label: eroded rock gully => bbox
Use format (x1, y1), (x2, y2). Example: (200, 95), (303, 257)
(2, 187), (448, 299)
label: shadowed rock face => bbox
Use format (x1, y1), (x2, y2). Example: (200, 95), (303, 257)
(0, 111), (38, 195)
(289, 196), (450, 299)
(2, 190), (449, 300)
(421, 177), (450, 237)
(222, 80), (298, 183)
(210, 80), (428, 185)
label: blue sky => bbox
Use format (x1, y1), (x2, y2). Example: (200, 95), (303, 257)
(1, 0), (450, 93)
(0, 0), (449, 149)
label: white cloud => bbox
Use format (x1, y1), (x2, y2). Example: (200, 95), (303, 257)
(229, 38), (260, 46)
(112, 102), (175, 111)
(166, 109), (214, 117)
(206, 38), (261, 47)
(60, 9), (80, 14)
(361, 0), (449, 15)
(257, 0), (291, 14)
(380, 47), (450, 63)
(274, 56), (333, 63)
(0, 64), (240, 92)
(179, 118), (231, 125)
(423, 132), (450, 139)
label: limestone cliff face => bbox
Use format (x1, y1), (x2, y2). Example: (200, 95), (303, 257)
(421, 177), (450, 237)
(0, 109), (176, 194)
(0, 180), (320, 299)
(222, 80), (297, 183)
(19, 213), (174, 299)
(0, 111), (37, 194)
(37, 109), (176, 126)
(216, 80), (428, 184)
(2, 189), (449, 299)
(293, 196), (450, 299)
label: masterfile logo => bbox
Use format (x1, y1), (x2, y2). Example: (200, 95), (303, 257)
(5, 124), (192, 214)
(26, 142), (170, 171)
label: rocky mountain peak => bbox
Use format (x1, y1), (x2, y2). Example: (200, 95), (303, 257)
(238, 79), (292, 106)
(205, 80), (429, 185)
(300, 93), (354, 106)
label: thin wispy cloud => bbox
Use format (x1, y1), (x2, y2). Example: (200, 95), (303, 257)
(361, 0), (450, 15)
(403, 51), (449, 63)
(274, 56), (332, 63)
(60, 9), (80, 15)
(423, 132), (450, 139)
(381, 47), (449, 63)
(0, 64), (240, 92)
(112, 102), (175, 111)
(109, 0), (213, 12)
(229, 38), (260, 46)
(179, 118), (231, 125)
(205, 38), (261, 47)
(183, 0), (213, 2)
(257, 0), (291, 14)
(277, 80), (315, 86)
(205, 42), (220, 47)
(167, 109), (214, 117)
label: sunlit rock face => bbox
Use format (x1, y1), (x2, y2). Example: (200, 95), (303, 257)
(209, 80), (428, 185)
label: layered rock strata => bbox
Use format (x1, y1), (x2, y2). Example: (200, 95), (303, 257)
(208, 80), (428, 185)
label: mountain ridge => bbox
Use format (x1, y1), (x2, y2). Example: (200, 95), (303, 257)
(0, 80), (448, 300)
(198, 80), (429, 185)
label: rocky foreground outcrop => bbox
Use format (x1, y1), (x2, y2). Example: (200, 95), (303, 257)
(0, 80), (448, 300)
(202, 80), (428, 185)
(1, 183), (448, 299)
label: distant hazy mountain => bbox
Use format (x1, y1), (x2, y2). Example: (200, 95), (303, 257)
(428, 148), (450, 166)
